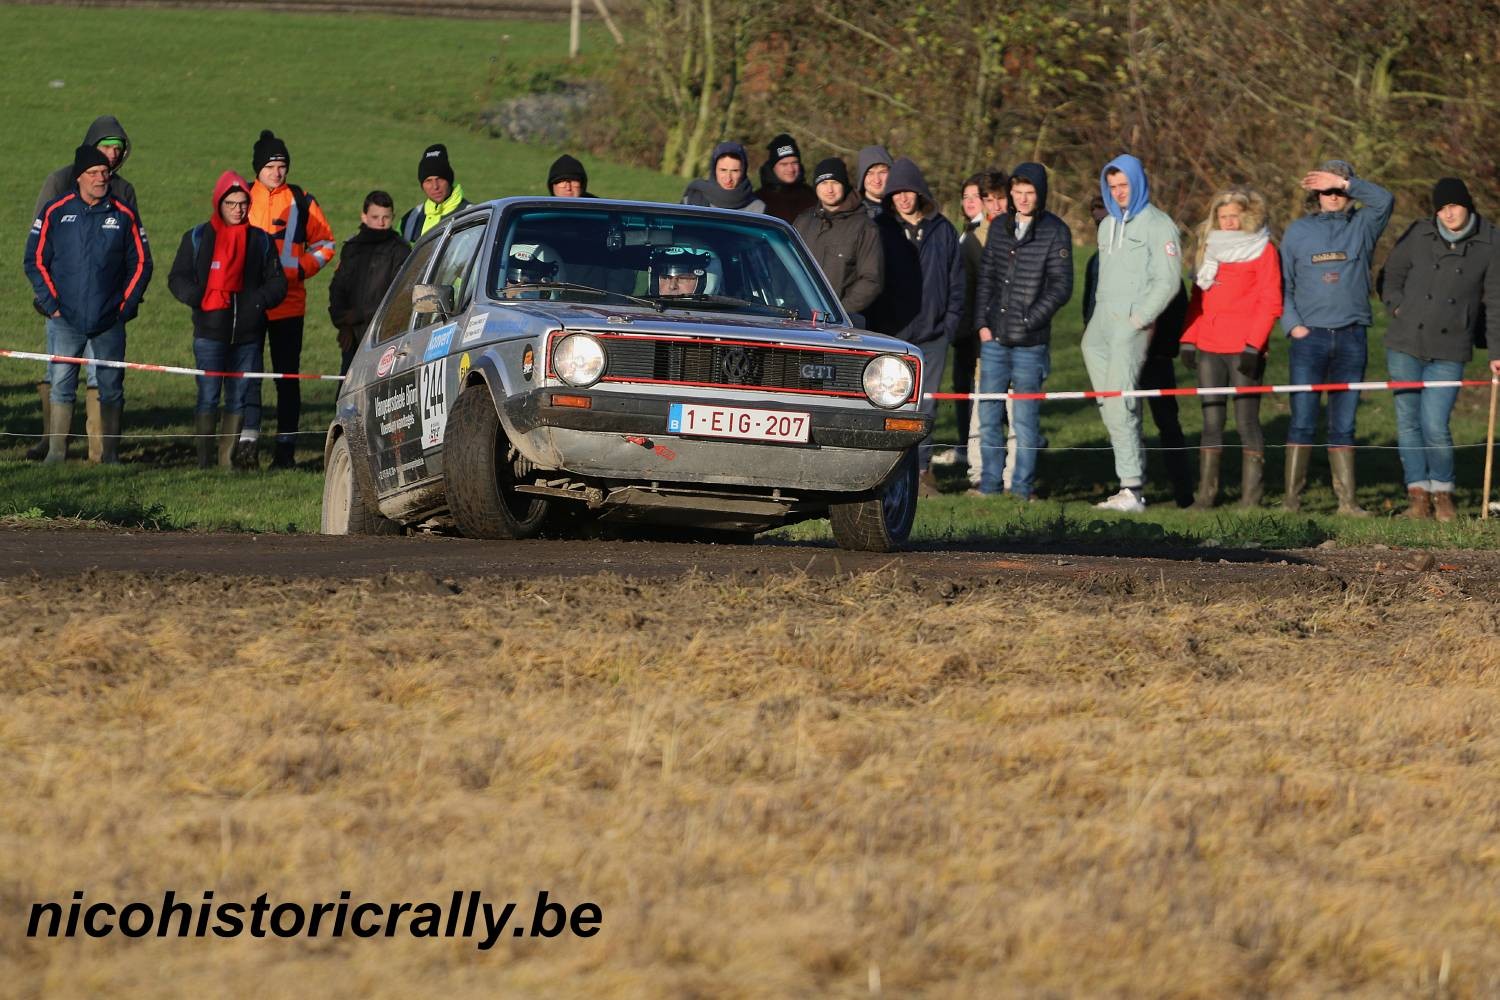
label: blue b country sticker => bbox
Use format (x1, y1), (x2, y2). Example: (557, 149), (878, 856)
(424, 323), (456, 362)
(461, 314), (487, 345)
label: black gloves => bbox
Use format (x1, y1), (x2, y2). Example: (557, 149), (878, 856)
(1238, 349), (1261, 378)
(1179, 345), (1197, 371)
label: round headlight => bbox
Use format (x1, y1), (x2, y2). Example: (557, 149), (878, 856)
(553, 334), (605, 387)
(862, 354), (915, 408)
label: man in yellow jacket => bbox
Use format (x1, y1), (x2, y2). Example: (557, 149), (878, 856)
(399, 143), (470, 243)
(238, 129), (336, 469)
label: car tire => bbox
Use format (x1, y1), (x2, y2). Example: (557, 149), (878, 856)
(446, 383), (549, 539)
(829, 448), (917, 552)
(321, 433), (402, 535)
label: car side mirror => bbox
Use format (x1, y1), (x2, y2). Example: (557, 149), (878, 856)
(412, 283), (456, 317)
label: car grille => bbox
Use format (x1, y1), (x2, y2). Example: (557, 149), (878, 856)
(593, 333), (882, 398)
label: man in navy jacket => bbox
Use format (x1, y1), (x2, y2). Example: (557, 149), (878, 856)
(24, 144), (152, 464)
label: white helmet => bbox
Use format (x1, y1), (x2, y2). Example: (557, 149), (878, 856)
(505, 241), (565, 290)
(650, 243), (721, 296)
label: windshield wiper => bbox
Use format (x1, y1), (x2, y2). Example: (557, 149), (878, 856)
(653, 294), (796, 319)
(503, 282), (663, 311)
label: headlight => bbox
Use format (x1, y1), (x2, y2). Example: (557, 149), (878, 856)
(552, 334), (605, 387)
(862, 354), (915, 408)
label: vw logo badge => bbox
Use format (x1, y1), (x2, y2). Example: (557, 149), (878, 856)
(721, 346), (759, 384)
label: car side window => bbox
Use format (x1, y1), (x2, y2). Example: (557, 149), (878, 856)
(375, 237), (442, 345)
(415, 222), (487, 327)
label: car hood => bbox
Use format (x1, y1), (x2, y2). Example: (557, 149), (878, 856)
(494, 301), (916, 354)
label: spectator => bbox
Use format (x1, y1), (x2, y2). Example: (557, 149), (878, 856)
(167, 171), (287, 469)
(400, 143), (471, 242)
(547, 155), (596, 197)
(328, 191), (410, 376)
(969, 163), (1073, 500)
(28, 115), (137, 462)
(1083, 154), (1183, 512)
(1180, 187), (1282, 509)
(681, 142), (766, 213)
(755, 133), (816, 224)
(1280, 159), (1393, 514)
(959, 170), (1011, 488)
(854, 145), (893, 220)
(240, 129), (337, 469)
(880, 157), (965, 495)
(791, 158), (883, 319)
(23, 144), (152, 464)
(1380, 177), (1499, 521)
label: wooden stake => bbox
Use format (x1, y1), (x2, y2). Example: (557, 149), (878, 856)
(569, 0), (581, 59)
(1484, 375), (1498, 520)
(592, 0), (625, 45)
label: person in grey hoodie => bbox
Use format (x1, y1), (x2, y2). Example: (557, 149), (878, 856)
(1280, 159), (1393, 515)
(1083, 153), (1183, 512)
(681, 142), (766, 213)
(880, 157), (965, 493)
(855, 145), (894, 220)
(27, 115), (136, 462)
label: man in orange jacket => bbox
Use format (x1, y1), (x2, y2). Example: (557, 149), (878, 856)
(237, 129), (336, 469)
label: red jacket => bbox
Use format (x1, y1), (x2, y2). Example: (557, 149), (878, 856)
(1181, 242), (1282, 353)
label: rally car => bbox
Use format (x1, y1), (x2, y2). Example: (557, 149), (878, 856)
(320, 198), (928, 551)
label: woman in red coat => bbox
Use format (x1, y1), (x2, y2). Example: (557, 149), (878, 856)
(1180, 187), (1282, 508)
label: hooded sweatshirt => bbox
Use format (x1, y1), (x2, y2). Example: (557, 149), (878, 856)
(546, 154), (597, 197)
(35, 115), (136, 217)
(1280, 174), (1393, 331)
(681, 142), (766, 213)
(973, 162), (1074, 347)
(166, 172), (286, 344)
(872, 158), (964, 345)
(855, 145), (894, 220)
(1090, 154), (1182, 333)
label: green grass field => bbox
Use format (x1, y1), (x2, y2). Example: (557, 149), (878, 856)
(1, 3), (1496, 546)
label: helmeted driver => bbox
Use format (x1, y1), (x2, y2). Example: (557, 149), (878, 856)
(650, 245), (719, 297)
(503, 242), (564, 298)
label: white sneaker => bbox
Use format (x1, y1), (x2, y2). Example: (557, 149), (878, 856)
(931, 447), (961, 467)
(1094, 487), (1147, 513)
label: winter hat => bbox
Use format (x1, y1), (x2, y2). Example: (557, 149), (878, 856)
(72, 143), (111, 181)
(252, 130), (290, 173)
(96, 137), (124, 149)
(1432, 177), (1474, 213)
(765, 133), (801, 165)
(547, 154), (588, 192)
(418, 143), (455, 185)
(811, 158), (849, 190)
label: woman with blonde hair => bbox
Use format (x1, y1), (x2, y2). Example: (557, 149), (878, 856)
(1180, 186), (1282, 508)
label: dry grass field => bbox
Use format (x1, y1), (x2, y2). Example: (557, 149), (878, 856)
(4, 564), (1500, 997)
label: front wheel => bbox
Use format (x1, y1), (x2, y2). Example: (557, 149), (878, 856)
(321, 433), (402, 535)
(445, 383), (549, 539)
(829, 449), (918, 552)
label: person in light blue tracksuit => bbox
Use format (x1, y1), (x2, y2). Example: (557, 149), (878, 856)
(1081, 154), (1182, 512)
(1279, 159), (1393, 515)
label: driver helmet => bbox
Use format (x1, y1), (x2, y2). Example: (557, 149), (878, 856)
(650, 243), (721, 296)
(505, 241), (564, 291)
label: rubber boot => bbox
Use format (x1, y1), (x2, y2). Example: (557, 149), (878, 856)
(1328, 448), (1368, 516)
(1281, 445), (1310, 512)
(98, 403), (123, 465)
(194, 411), (217, 469)
(43, 400), (74, 464)
(217, 412), (244, 469)
(1190, 448), (1221, 510)
(85, 386), (103, 464)
(1403, 487), (1431, 520)
(1239, 450), (1265, 508)
(25, 381), (51, 461)
(271, 438), (297, 470)
(1431, 490), (1457, 523)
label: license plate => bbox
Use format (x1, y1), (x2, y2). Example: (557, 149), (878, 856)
(667, 403), (810, 443)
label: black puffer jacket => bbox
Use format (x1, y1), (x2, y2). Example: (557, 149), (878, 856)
(167, 225), (285, 344)
(1381, 215), (1500, 363)
(792, 191), (884, 315)
(973, 162), (1074, 347)
(328, 225), (412, 337)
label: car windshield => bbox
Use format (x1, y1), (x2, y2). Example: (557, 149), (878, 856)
(489, 206), (843, 322)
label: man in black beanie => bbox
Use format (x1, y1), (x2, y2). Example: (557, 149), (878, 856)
(400, 143), (470, 242)
(792, 157), (883, 322)
(547, 154), (596, 197)
(755, 132), (816, 224)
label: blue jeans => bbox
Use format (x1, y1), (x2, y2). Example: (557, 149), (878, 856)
(1386, 348), (1463, 491)
(915, 337), (948, 472)
(193, 338), (261, 415)
(48, 316), (124, 405)
(1287, 324), (1366, 447)
(978, 342), (1049, 497)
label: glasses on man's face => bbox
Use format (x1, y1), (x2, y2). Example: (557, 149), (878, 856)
(222, 200), (250, 211)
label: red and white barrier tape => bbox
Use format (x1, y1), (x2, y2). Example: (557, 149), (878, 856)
(0, 349), (344, 381)
(928, 380), (1492, 402)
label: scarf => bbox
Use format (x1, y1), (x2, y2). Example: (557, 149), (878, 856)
(1195, 227), (1270, 290)
(1438, 211), (1478, 246)
(684, 176), (759, 211)
(202, 173), (251, 311)
(421, 182), (465, 237)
